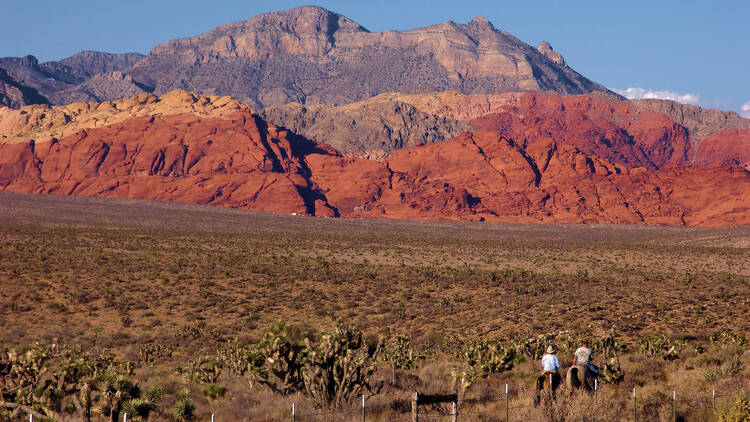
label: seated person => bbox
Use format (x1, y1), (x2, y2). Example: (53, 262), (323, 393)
(573, 341), (599, 376)
(541, 344), (561, 376)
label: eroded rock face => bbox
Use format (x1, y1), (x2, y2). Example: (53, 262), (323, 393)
(2, 92), (750, 227)
(0, 110), (340, 216)
(695, 129), (750, 168)
(0, 90), (250, 145)
(0, 6), (613, 110)
(264, 91), (695, 167)
(0, 67), (49, 108)
(0, 53), (144, 107)
(306, 131), (750, 226)
(469, 93), (693, 170)
(631, 99), (750, 142)
(261, 99), (476, 159)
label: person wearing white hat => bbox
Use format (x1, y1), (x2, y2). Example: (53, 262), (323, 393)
(535, 344), (563, 403)
(541, 344), (561, 373)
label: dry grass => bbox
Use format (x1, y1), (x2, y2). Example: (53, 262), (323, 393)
(1, 191), (749, 421)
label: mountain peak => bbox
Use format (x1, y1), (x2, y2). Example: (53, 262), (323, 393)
(247, 5), (368, 34)
(3, 7), (614, 108)
(468, 16), (495, 31)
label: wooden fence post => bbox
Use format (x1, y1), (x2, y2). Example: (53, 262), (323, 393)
(412, 391), (458, 422)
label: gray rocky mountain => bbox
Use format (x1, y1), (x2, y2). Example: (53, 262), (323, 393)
(632, 99), (750, 142)
(128, 7), (616, 108)
(261, 98), (476, 159)
(0, 6), (616, 109)
(0, 52), (145, 107)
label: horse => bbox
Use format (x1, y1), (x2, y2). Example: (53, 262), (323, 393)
(566, 364), (598, 391)
(534, 370), (563, 405)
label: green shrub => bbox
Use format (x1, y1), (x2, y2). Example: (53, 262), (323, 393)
(382, 331), (424, 370)
(302, 324), (381, 408)
(716, 390), (750, 422)
(461, 337), (515, 377)
(201, 383), (227, 401)
(171, 390), (195, 422)
(712, 331), (749, 351)
(638, 334), (683, 360)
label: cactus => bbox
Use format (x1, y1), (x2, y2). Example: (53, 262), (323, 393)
(593, 333), (625, 384)
(302, 324), (381, 408)
(382, 332), (424, 370)
(711, 330), (749, 350)
(0, 341), (157, 421)
(638, 334), (684, 360)
(240, 321), (307, 395)
(461, 338), (515, 377)
(216, 339), (264, 377)
(137, 343), (174, 365)
(171, 389), (195, 422)
(175, 357), (222, 385)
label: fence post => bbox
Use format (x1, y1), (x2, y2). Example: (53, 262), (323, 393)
(594, 379), (598, 404)
(30, 414), (32, 422)
(505, 383), (509, 422)
(362, 394), (366, 422)
(712, 389), (716, 411)
(672, 390), (676, 422)
(451, 401), (457, 422)
(392, 362), (397, 386)
(633, 387), (637, 422)
(292, 402), (295, 422)
(412, 392), (418, 422)
(211, 413), (215, 422)
(124, 413), (127, 422)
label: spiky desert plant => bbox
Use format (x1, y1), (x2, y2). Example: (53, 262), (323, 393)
(382, 332), (424, 370)
(250, 321), (307, 395)
(216, 339), (264, 377)
(711, 330), (749, 350)
(716, 390), (750, 422)
(0, 341), (128, 421)
(461, 337), (515, 377)
(302, 324), (381, 408)
(170, 389), (195, 422)
(175, 357), (222, 385)
(638, 334), (684, 360)
(100, 369), (140, 422)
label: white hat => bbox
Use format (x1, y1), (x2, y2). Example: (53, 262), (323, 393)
(546, 345), (556, 354)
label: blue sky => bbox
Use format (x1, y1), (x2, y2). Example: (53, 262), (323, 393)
(3, 0), (749, 116)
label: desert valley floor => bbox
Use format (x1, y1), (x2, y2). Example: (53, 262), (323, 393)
(1, 191), (749, 420)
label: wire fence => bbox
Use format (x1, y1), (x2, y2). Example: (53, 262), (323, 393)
(210, 386), (740, 422)
(23, 385), (744, 422)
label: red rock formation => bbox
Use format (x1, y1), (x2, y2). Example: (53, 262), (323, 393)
(0, 110), (340, 216)
(2, 102), (749, 227)
(695, 129), (750, 168)
(306, 131), (750, 226)
(470, 93), (692, 170)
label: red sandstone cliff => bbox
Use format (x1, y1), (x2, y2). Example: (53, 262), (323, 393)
(1, 91), (749, 227)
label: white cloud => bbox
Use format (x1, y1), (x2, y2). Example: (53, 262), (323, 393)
(740, 101), (750, 119)
(612, 87), (701, 105)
